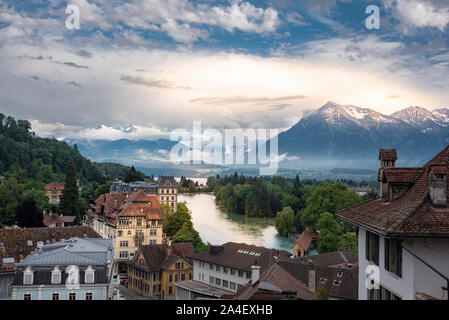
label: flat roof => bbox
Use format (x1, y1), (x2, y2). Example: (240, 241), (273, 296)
(174, 280), (231, 298)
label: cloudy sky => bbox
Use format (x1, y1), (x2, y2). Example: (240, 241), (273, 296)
(1, 0), (449, 140)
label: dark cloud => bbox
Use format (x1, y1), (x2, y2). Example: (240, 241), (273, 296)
(66, 81), (82, 87)
(28, 75), (41, 81)
(75, 49), (93, 59)
(63, 62), (89, 69)
(120, 75), (190, 90)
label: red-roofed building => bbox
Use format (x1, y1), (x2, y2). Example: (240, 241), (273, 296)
(337, 146), (449, 300)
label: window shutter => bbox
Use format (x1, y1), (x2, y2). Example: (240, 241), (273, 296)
(374, 234), (380, 266)
(365, 231), (370, 261)
(396, 242), (402, 278)
(384, 238), (390, 271)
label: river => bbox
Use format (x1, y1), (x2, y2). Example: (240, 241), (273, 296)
(178, 193), (294, 252)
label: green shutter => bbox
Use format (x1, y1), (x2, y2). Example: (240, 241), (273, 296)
(396, 242), (402, 278)
(374, 234), (380, 266)
(365, 231), (370, 261)
(384, 238), (390, 271)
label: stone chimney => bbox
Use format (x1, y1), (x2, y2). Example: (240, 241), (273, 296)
(429, 165), (447, 207)
(166, 240), (172, 256)
(379, 148), (397, 198)
(251, 261), (261, 284)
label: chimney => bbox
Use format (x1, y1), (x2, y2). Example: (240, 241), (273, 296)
(209, 245), (224, 255)
(251, 261), (260, 284)
(166, 240), (172, 256)
(442, 286), (448, 301)
(308, 269), (316, 292)
(429, 166), (447, 207)
(379, 148), (397, 199)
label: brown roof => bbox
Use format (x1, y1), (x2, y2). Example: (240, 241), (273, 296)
(135, 243), (195, 272)
(303, 251), (358, 267)
(61, 216), (76, 223)
(314, 264), (358, 300)
(235, 262), (315, 300)
(44, 182), (65, 191)
(337, 144), (449, 237)
(0, 226), (100, 273)
(378, 167), (424, 184)
(291, 227), (318, 251)
(379, 148), (397, 160)
(43, 213), (64, 227)
(189, 242), (292, 274)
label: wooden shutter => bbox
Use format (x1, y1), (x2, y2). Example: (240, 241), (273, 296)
(374, 234), (380, 266)
(365, 231), (370, 261)
(384, 238), (390, 271)
(396, 242), (402, 278)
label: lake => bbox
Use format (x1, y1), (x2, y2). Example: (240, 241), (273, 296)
(178, 193), (294, 252)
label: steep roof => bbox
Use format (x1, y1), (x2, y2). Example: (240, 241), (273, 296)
(189, 242), (292, 274)
(337, 145), (449, 237)
(302, 251), (358, 267)
(0, 226), (101, 273)
(235, 262), (315, 300)
(314, 264), (358, 300)
(136, 243), (194, 272)
(43, 213), (64, 227)
(291, 227), (318, 251)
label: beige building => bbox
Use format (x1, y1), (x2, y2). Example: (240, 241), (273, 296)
(88, 190), (164, 273)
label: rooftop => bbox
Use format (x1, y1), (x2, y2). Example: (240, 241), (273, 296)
(175, 280), (231, 298)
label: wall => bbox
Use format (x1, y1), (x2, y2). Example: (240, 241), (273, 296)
(13, 285), (108, 300)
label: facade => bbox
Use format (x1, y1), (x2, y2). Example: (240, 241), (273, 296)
(110, 176), (178, 212)
(0, 226), (101, 299)
(10, 237), (114, 300)
(127, 242), (194, 299)
(337, 147), (449, 300)
(89, 190), (164, 271)
(176, 243), (292, 299)
(291, 227), (318, 257)
(44, 182), (65, 205)
(43, 212), (64, 228)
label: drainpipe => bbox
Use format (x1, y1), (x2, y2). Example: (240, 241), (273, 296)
(401, 244), (449, 301)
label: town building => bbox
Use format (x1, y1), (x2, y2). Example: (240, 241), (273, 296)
(10, 237), (114, 300)
(43, 213), (78, 228)
(44, 182), (65, 205)
(127, 242), (194, 299)
(0, 226), (101, 299)
(337, 147), (449, 300)
(89, 190), (164, 273)
(174, 243), (293, 300)
(291, 226), (318, 257)
(110, 176), (178, 212)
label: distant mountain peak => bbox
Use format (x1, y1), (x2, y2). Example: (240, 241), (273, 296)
(391, 105), (449, 131)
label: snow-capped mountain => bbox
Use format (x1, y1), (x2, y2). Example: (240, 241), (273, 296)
(275, 102), (448, 169)
(391, 106), (449, 132)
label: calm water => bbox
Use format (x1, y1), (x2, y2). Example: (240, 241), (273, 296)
(178, 193), (294, 252)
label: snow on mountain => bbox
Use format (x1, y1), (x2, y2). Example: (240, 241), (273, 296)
(391, 106), (449, 132)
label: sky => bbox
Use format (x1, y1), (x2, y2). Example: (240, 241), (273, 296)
(1, 0), (449, 141)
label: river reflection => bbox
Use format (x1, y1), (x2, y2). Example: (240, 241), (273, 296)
(178, 193), (293, 252)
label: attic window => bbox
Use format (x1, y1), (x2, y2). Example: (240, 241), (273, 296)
(337, 270), (343, 277)
(319, 278), (327, 285)
(51, 267), (62, 284)
(23, 267), (34, 285)
(333, 280), (342, 286)
(27, 240), (33, 246)
(85, 266), (95, 284)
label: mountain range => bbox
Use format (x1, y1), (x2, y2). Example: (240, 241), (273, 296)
(276, 102), (449, 169)
(66, 102), (449, 172)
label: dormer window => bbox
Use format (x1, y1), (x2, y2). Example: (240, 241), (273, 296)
(23, 266), (34, 285)
(51, 267), (62, 284)
(85, 266), (95, 284)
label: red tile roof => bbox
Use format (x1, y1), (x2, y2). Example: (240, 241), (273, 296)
(291, 227), (318, 251)
(44, 182), (65, 191)
(337, 144), (449, 237)
(133, 243), (194, 272)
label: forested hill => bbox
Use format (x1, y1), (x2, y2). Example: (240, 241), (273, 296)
(0, 113), (129, 183)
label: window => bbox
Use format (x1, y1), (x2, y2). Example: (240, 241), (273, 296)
(215, 278), (221, 286)
(365, 231), (380, 265)
(119, 251), (128, 258)
(135, 240), (142, 247)
(333, 280), (341, 286)
(223, 280), (229, 288)
(238, 270), (243, 277)
(68, 293), (77, 300)
(216, 265), (221, 272)
(153, 273), (160, 281)
(168, 286), (173, 294)
(169, 274), (173, 283)
(137, 219), (142, 227)
(85, 292), (93, 300)
(51, 267), (61, 284)
(149, 240), (156, 245)
(384, 238), (402, 277)
(368, 285), (401, 300)
(230, 269), (235, 275)
(209, 263), (214, 270)
(209, 276), (214, 284)
(153, 285), (161, 292)
(175, 262), (183, 270)
(117, 231), (123, 236)
(52, 293), (59, 300)
(23, 267), (34, 285)
(337, 270), (343, 277)
(120, 241), (129, 247)
(319, 278), (327, 285)
(246, 272), (251, 279)
(175, 273), (182, 281)
(85, 266), (95, 284)
(128, 231), (131, 235)
(23, 293), (31, 300)
(150, 229), (157, 236)
(223, 267), (228, 274)
(230, 282), (236, 290)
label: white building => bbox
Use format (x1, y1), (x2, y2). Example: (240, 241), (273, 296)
(337, 148), (449, 300)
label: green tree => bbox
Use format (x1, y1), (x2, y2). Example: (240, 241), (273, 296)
(36, 164), (56, 184)
(123, 166), (144, 183)
(316, 212), (341, 235)
(59, 160), (82, 219)
(274, 206), (295, 236)
(15, 197), (44, 228)
(94, 181), (112, 199)
(163, 202), (192, 237)
(318, 230), (340, 253)
(313, 285), (328, 300)
(339, 232), (358, 252)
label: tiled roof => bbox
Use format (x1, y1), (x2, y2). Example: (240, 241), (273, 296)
(61, 216), (77, 223)
(378, 167), (424, 184)
(136, 243), (194, 272)
(302, 251), (358, 267)
(291, 227), (318, 251)
(44, 182), (65, 191)
(189, 242), (292, 274)
(379, 148), (397, 160)
(0, 226), (101, 273)
(337, 144), (449, 237)
(43, 213), (64, 227)
(235, 262), (315, 300)
(314, 264), (358, 300)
